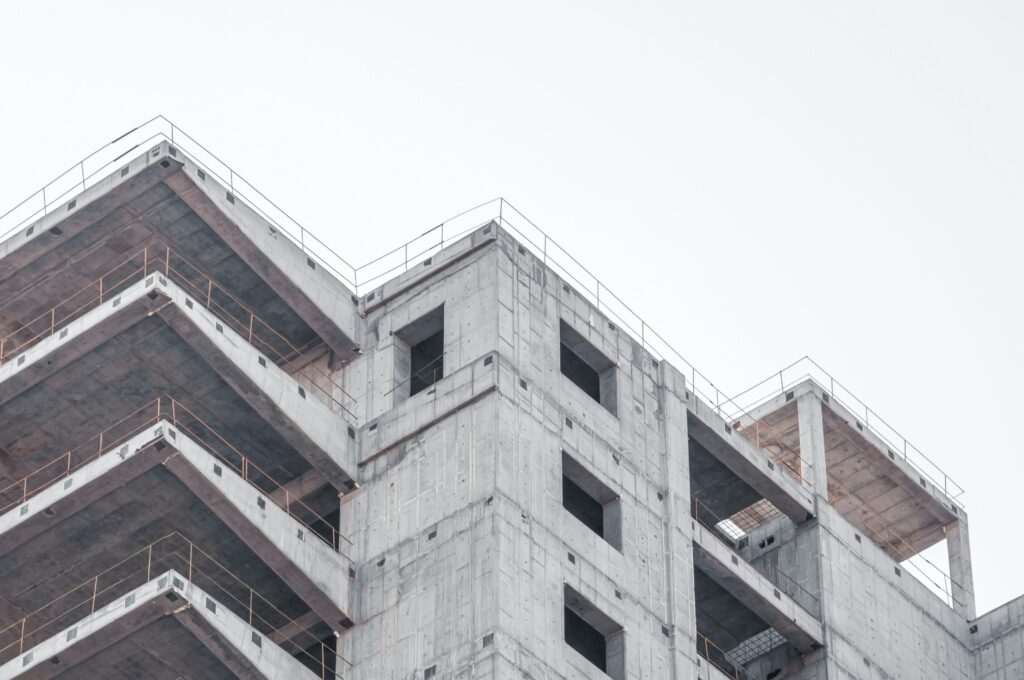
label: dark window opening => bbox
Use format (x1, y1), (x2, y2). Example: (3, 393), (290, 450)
(562, 452), (622, 550)
(564, 585), (625, 679)
(565, 607), (607, 671)
(394, 306), (445, 401)
(561, 342), (600, 400)
(564, 476), (603, 536)
(559, 320), (617, 415)
(410, 328), (444, 396)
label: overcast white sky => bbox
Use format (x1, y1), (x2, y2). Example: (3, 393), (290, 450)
(1, 1), (1022, 614)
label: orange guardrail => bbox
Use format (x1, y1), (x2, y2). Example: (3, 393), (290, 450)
(0, 531), (347, 678)
(0, 241), (357, 420)
(0, 395), (349, 550)
(696, 631), (749, 679)
(691, 496), (821, 617)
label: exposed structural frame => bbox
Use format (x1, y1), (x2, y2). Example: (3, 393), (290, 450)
(0, 119), (991, 680)
(0, 117), (965, 517)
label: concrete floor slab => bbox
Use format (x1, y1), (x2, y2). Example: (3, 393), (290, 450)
(0, 569), (321, 680)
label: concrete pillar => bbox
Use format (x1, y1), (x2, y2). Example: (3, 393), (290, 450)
(946, 513), (977, 620)
(657, 364), (698, 678)
(796, 392), (829, 501)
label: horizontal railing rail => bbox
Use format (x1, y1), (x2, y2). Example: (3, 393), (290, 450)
(0, 117), (963, 507)
(696, 631), (750, 680)
(724, 356), (964, 503)
(0, 396), (350, 551)
(691, 496), (821, 618)
(0, 241), (357, 419)
(0, 531), (347, 678)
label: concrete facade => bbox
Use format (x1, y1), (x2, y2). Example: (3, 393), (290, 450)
(0, 136), (1019, 679)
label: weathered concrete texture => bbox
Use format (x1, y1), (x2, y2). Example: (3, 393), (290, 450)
(971, 594), (1024, 680)
(1, 569), (320, 680)
(1, 137), (1012, 680)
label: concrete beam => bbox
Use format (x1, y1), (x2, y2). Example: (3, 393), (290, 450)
(0, 569), (319, 680)
(163, 161), (361, 362)
(796, 392), (829, 501)
(947, 513), (977, 621)
(268, 468), (331, 508)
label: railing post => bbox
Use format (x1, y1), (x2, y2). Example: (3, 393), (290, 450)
(321, 643), (326, 679)
(165, 246), (170, 276)
(285, 489), (290, 515)
(147, 544), (153, 580)
(248, 314), (254, 343)
(249, 588), (254, 626)
(99, 275), (104, 303)
(66, 450), (72, 476)
(91, 576), (99, 613)
(22, 477), (27, 503)
(206, 280), (213, 308)
(51, 308), (55, 336)
(18, 618), (25, 654)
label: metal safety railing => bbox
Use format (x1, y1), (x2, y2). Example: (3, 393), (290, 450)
(0, 118), (962, 504)
(0, 119), (802, 445)
(0, 395), (349, 551)
(691, 497), (821, 618)
(0, 241), (356, 419)
(697, 631), (750, 680)
(725, 357), (964, 503)
(0, 532), (348, 678)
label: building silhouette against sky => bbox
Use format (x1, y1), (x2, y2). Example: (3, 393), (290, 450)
(0, 120), (1019, 679)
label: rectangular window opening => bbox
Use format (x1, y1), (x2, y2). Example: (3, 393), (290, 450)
(560, 320), (617, 416)
(564, 585), (625, 679)
(562, 452), (622, 551)
(394, 305), (445, 400)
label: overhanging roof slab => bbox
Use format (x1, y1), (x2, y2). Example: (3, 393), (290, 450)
(0, 142), (360, 366)
(736, 380), (958, 561)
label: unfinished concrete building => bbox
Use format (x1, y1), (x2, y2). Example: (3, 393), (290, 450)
(0, 120), (1020, 680)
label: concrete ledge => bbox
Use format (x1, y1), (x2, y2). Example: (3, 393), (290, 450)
(687, 395), (815, 524)
(0, 146), (181, 282)
(0, 275), (359, 490)
(163, 156), (361, 362)
(0, 422), (353, 628)
(693, 522), (824, 654)
(362, 223), (498, 314)
(0, 569), (319, 680)
(359, 352), (499, 466)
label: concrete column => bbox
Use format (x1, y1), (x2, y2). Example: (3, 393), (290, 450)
(946, 513), (977, 620)
(796, 392), (829, 501)
(657, 364), (698, 678)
